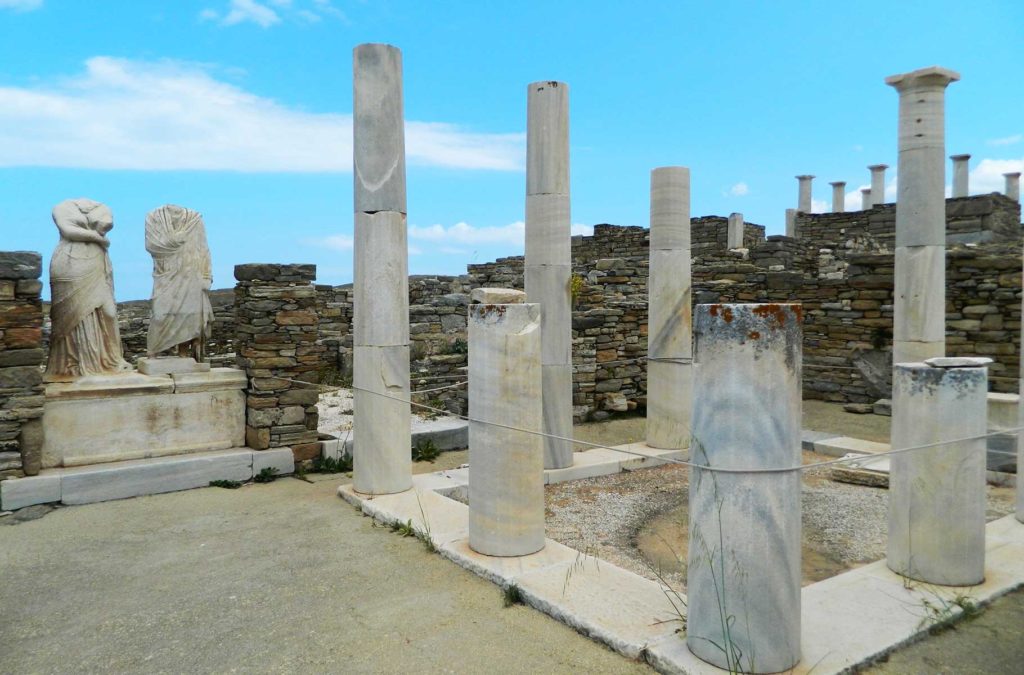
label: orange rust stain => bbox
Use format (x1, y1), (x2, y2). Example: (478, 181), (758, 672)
(748, 331), (761, 339)
(751, 303), (800, 328)
(709, 305), (719, 317)
(722, 307), (733, 323)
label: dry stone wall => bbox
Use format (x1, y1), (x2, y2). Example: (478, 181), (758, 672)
(234, 263), (323, 462)
(0, 252), (45, 478)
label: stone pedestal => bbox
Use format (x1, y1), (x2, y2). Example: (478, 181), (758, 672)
(1005, 172), (1021, 202)
(646, 167), (692, 449)
(830, 181), (846, 213)
(951, 154), (970, 197)
(42, 369), (247, 468)
(352, 43), (412, 495)
(886, 66), (959, 366)
(796, 175), (814, 212)
(888, 358), (988, 585)
(468, 302), (544, 556)
(687, 303), (802, 674)
(726, 212), (743, 249)
(525, 80), (573, 470)
(868, 164), (889, 207)
(138, 357), (211, 376)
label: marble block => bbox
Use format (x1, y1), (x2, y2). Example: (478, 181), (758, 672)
(172, 367), (247, 394)
(470, 287), (527, 305)
(468, 303), (544, 556)
(687, 304), (802, 673)
(647, 251), (692, 359)
(42, 371), (245, 468)
(525, 193), (571, 266)
(353, 211), (410, 347)
(541, 363), (574, 470)
(352, 343), (412, 495)
(888, 362), (987, 585)
(649, 167), (691, 251)
(893, 245), (945, 343)
(645, 360), (692, 450)
(353, 43), (406, 214)
(524, 264), (571, 366)
(526, 80), (569, 196)
(138, 357), (210, 376)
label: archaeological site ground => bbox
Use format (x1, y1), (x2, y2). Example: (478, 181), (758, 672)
(3, 35), (1024, 675)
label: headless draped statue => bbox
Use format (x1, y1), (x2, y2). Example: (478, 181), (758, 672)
(45, 199), (131, 381)
(145, 205), (213, 360)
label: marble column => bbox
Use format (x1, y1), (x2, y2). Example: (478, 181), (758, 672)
(525, 81), (573, 470)
(687, 303), (802, 673)
(352, 43), (412, 495)
(646, 167), (692, 450)
(830, 181), (846, 213)
(796, 175), (814, 212)
(950, 154), (970, 197)
(868, 164), (889, 207)
(727, 212), (744, 249)
(888, 357), (988, 585)
(468, 299), (545, 556)
(1005, 172), (1021, 202)
(1020, 268), (1024, 522)
(861, 188), (872, 211)
(886, 66), (959, 366)
(785, 208), (796, 237)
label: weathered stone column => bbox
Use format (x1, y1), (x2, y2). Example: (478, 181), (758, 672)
(525, 80), (573, 469)
(468, 294), (544, 556)
(687, 303), (802, 673)
(887, 66), (959, 365)
(785, 208), (796, 237)
(950, 154), (970, 197)
(888, 357), (988, 585)
(830, 181), (846, 213)
(861, 188), (872, 210)
(646, 167), (692, 450)
(796, 175), (814, 212)
(868, 164), (889, 206)
(352, 43), (412, 495)
(1005, 172), (1021, 202)
(726, 212), (744, 249)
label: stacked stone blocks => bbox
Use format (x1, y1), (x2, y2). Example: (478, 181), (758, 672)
(234, 263), (323, 461)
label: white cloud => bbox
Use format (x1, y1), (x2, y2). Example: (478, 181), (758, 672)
(408, 244), (423, 256)
(0, 57), (524, 172)
(198, 8), (219, 21)
(314, 234), (353, 251)
(987, 134), (1022, 147)
(844, 184), (870, 211)
(571, 223), (594, 236)
(729, 182), (749, 196)
(439, 246), (468, 255)
(410, 221), (526, 246)
(970, 158), (1024, 193)
(222, 0), (280, 27)
(0, 0), (42, 11)
(810, 198), (828, 214)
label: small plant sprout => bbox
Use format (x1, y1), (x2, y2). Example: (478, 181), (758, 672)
(253, 467), (279, 483)
(503, 583), (524, 608)
(208, 479), (242, 489)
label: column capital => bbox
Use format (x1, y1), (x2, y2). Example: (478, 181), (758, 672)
(868, 164), (889, 171)
(795, 174), (815, 181)
(1004, 171), (1022, 179)
(885, 66), (960, 91)
(829, 180), (846, 187)
(950, 153), (971, 161)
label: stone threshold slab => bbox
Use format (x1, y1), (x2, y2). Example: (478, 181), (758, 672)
(1, 447), (294, 510)
(339, 473), (1024, 674)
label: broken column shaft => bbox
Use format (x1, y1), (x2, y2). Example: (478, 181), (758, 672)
(727, 212), (744, 249)
(468, 299), (545, 556)
(646, 167), (692, 450)
(888, 358), (988, 585)
(951, 154), (970, 197)
(887, 66), (959, 365)
(1005, 172), (1021, 202)
(830, 181), (846, 213)
(868, 164), (888, 207)
(351, 43), (412, 495)
(796, 175), (814, 212)
(687, 303), (802, 674)
(861, 188), (872, 210)
(525, 80), (573, 470)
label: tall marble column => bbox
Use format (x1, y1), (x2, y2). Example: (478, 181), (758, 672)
(785, 208), (796, 237)
(796, 175), (814, 212)
(727, 212), (744, 249)
(468, 298), (544, 556)
(1005, 172), (1021, 202)
(950, 154), (970, 197)
(646, 167), (692, 450)
(888, 357), (988, 585)
(352, 43), (412, 495)
(868, 164), (889, 207)
(830, 181), (846, 213)
(525, 81), (573, 469)
(861, 188), (872, 210)
(687, 303), (802, 673)
(886, 66), (959, 366)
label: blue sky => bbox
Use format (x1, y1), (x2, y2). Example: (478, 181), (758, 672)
(1, 0), (1022, 300)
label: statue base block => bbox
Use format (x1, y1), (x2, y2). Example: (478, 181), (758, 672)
(138, 357), (211, 376)
(42, 368), (246, 468)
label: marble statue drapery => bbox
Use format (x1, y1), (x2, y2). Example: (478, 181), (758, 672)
(144, 205), (213, 357)
(45, 199), (130, 381)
